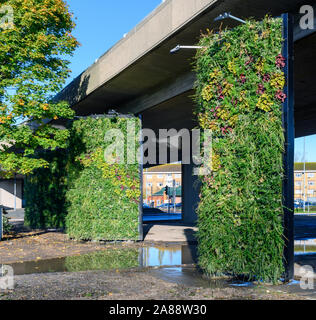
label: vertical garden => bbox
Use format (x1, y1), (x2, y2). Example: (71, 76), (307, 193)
(25, 116), (141, 241)
(195, 17), (287, 282)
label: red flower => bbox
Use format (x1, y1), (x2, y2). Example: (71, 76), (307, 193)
(239, 74), (246, 84)
(262, 73), (270, 82)
(245, 56), (254, 66)
(275, 90), (287, 102)
(256, 84), (265, 95)
(276, 54), (286, 68)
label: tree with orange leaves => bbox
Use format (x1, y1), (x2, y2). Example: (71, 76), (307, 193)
(0, 0), (79, 176)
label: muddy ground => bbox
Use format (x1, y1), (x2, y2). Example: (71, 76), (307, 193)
(0, 224), (313, 301)
(0, 225), (146, 265)
(0, 267), (308, 300)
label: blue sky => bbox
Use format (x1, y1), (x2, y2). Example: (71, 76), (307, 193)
(65, 0), (162, 82)
(64, 0), (316, 162)
(295, 136), (316, 162)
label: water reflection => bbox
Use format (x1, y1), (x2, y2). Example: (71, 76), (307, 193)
(295, 239), (316, 254)
(8, 245), (197, 276)
(142, 246), (181, 267)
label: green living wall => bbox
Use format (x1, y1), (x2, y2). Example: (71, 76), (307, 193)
(195, 17), (286, 282)
(25, 116), (141, 241)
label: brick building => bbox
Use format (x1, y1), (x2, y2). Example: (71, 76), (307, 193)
(143, 163), (182, 207)
(294, 162), (316, 202)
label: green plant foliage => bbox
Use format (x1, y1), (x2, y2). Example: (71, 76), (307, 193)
(24, 116), (141, 241)
(66, 117), (141, 241)
(3, 215), (12, 234)
(64, 248), (140, 272)
(0, 0), (79, 177)
(24, 149), (68, 229)
(195, 17), (286, 282)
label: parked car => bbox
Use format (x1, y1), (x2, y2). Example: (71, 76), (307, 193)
(158, 203), (170, 209)
(294, 203), (301, 209)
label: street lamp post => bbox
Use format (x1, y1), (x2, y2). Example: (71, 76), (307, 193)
(170, 13), (246, 54)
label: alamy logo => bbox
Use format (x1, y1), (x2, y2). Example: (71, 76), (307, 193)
(0, 265), (14, 290)
(103, 120), (213, 175)
(299, 265), (314, 290)
(300, 5), (315, 30)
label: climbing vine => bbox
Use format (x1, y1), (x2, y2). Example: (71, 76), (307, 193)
(195, 16), (286, 282)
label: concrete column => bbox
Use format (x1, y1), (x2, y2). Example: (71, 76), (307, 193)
(182, 162), (200, 224)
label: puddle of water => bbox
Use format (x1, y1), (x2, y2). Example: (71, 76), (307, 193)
(230, 282), (254, 287)
(295, 239), (316, 255)
(6, 244), (296, 290)
(150, 266), (231, 288)
(6, 244), (198, 276)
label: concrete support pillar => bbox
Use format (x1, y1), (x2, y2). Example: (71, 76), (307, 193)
(182, 162), (200, 224)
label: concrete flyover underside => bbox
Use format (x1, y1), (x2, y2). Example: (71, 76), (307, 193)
(51, 0), (316, 226)
(54, 0), (316, 137)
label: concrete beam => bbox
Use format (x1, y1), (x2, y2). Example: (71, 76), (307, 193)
(119, 72), (196, 114)
(56, 0), (218, 106)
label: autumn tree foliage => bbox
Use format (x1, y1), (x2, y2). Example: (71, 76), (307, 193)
(0, 0), (79, 177)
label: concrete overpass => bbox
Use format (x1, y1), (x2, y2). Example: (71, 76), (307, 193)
(55, 0), (316, 224)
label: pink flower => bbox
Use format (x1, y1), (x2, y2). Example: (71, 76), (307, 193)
(239, 74), (246, 84)
(275, 90), (287, 102)
(231, 98), (237, 106)
(256, 84), (265, 95)
(276, 54), (286, 68)
(245, 56), (254, 66)
(262, 73), (270, 82)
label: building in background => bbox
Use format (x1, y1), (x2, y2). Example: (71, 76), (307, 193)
(143, 163), (181, 207)
(294, 162), (316, 202)
(150, 186), (182, 208)
(0, 175), (24, 210)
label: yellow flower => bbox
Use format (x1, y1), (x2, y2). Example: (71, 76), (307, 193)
(270, 72), (285, 89)
(222, 81), (233, 95)
(217, 108), (230, 121)
(211, 153), (221, 172)
(209, 121), (218, 131)
(228, 115), (239, 126)
(209, 68), (222, 80)
(201, 84), (213, 102)
(255, 58), (265, 73)
(42, 104), (49, 111)
(228, 59), (237, 75)
(256, 94), (273, 112)
(224, 42), (231, 51)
